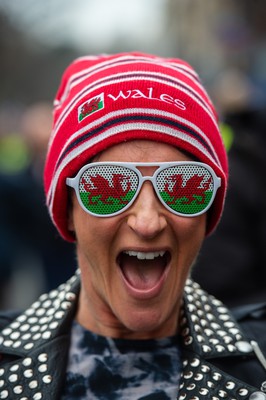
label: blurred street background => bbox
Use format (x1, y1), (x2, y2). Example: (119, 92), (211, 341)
(0, 0), (266, 310)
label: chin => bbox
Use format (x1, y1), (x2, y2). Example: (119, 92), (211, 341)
(117, 306), (177, 339)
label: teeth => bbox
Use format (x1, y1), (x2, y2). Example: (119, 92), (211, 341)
(124, 251), (165, 260)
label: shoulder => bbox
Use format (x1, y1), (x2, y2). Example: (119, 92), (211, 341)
(0, 310), (21, 330)
(232, 302), (266, 321)
(232, 302), (266, 350)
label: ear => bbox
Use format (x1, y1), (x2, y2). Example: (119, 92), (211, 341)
(68, 210), (74, 231)
(67, 191), (75, 232)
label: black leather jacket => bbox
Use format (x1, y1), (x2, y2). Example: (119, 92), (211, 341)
(0, 272), (265, 399)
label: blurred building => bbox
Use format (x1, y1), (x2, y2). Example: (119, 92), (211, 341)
(166, 0), (266, 96)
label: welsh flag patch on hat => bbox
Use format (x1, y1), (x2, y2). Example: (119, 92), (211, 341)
(78, 93), (104, 122)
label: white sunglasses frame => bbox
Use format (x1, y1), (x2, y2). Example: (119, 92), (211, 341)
(66, 161), (221, 218)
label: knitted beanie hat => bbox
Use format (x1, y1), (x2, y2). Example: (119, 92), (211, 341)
(44, 52), (228, 242)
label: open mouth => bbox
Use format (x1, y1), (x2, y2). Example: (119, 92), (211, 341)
(117, 250), (171, 293)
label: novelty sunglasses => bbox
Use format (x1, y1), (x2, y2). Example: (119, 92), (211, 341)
(66, 161), (221, 218)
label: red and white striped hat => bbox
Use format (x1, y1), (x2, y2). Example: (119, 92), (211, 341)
(44, 52), (228, 241)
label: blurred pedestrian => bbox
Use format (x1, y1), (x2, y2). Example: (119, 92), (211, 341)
(193, 70), (266, 307)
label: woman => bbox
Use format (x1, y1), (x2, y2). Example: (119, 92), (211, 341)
(0, 52), (265, 399)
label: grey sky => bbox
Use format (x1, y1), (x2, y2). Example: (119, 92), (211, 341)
(0, 0), (167, 52)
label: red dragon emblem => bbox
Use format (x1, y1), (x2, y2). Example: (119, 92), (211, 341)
(164, 174), (212, 204)
(81, 174), (132, 204)
(80, 97), (101, 120)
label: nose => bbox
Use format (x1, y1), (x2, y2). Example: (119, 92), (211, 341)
(126, 182), (167, 239)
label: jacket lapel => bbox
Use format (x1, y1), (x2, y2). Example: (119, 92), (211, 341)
(0, 273), (80, 399)
(0, 274), (264, 399)
(178, 279), (265, 399)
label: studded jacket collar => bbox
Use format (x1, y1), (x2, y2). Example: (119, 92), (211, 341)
(0, 272), (265, 400)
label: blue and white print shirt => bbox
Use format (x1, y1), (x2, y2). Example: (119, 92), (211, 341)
(61, 321), (181, 399)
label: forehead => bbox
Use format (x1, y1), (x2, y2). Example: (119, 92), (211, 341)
(93, 140), (194, 163)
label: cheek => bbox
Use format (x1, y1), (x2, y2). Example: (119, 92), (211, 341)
(177, 212), (206, 233)
(71, 203), (118, 252)
(175, 214), (206, 254)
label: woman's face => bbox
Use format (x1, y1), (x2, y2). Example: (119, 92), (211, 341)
(69, 140), (207, 339)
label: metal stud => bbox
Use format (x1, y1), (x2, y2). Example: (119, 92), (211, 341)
(65, 292), (76, 301)
(42, 332), (51, 340)
(202, 345), (211, 353)
(22, 358), (32, 367)
(54, 311), (65, 319)
(20, 324), (30, 332)
(249, 392), (266, 400)
(261, 382), (266, 392)
(211, 323), (220, 330)
(218, 390), (228, 397)
(39, 317), (49, 325)
(24, 342), (34, 350)
(212, 372), (222, 381)
(10, 332), (20, 340)
(31, 325), (40, 332)
(227, 344), (236, 352)
(14, 341), (22, 350)
(226, 381), (236, 390)
(0, 389), (9, 399)
(46, 309), (55, 317)
(210, 338), (219, 345)
(199, 388), (209, 395)
(238, 388), (249, 396)
(38, 365), (47, 373)
(24, 369), (33, 378)
(9, 365), (19, 372)
(201, 365), (210, 373)
(25, 307), (35, 316)
(29, 380), (38, 389)
(191, 358), (200, 367)
(22, 333), (31, 341)
(42, 375), (52, 384)
(235, 341), (253, 353)
(194, 373), (203, 381)
(197, 335), (204, 343)
(215, 345), (225, 352)
(13, 385), (23, 394)
(8, 374), (18, 382)
(33, 333), (42, 341)
(38, 353), (48, 363)
(2, 328), (11, 336)
(40, 324), (48, 332)
(36, 309), (45, 317)
(10, 321), (20, 329)
(33, 393), (42, 399)
(187, 383), (196, 390)
(49, 321), (58, 330)
(49, 290), (58, 299)
(184, 336), (193, 345)
(184, 371), (193, 379)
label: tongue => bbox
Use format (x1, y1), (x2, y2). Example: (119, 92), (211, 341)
(120, 254), (166, 290)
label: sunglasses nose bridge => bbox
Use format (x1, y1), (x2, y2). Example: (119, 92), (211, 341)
(133, 175), (164, 212)
(138, 175), (157, 194)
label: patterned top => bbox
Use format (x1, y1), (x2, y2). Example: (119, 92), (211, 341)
(61, 321), (181, 399)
